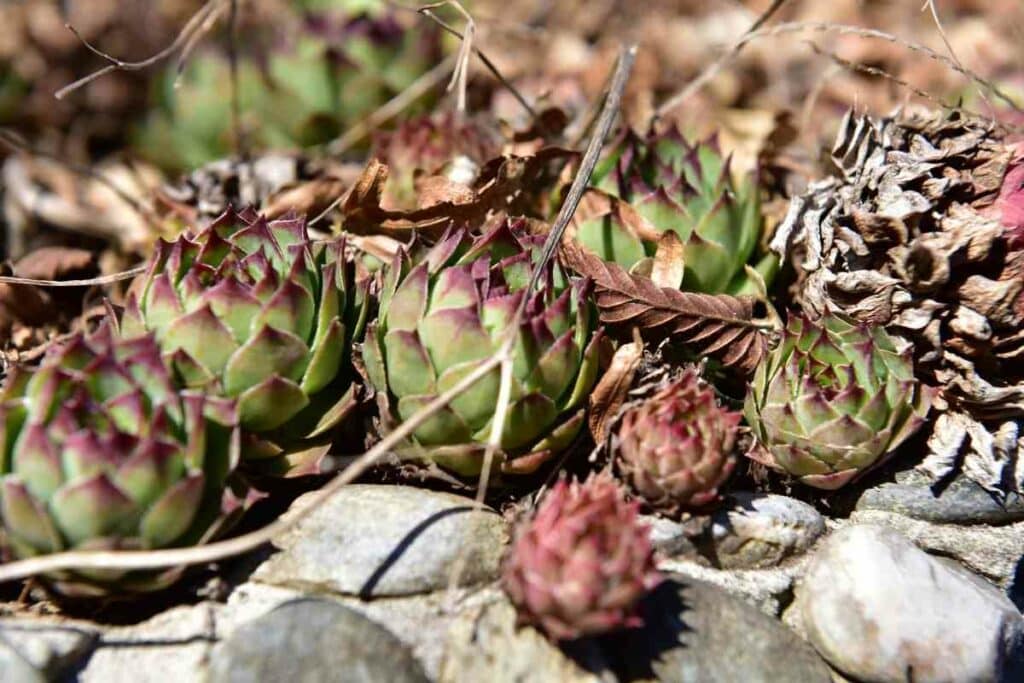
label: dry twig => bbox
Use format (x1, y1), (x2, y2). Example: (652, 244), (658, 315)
(55, 0), (228, 101)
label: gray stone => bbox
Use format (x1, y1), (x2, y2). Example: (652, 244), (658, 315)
(79, 603), (218, 683)
(208, 598), (428, 683)
(709, 493), (826, 569)
(800, 524), (1024, 683)
(220, 581), (470, 681)
(0, 635), (43, 683)
(856, 469), (1024, 525)
(609, 576), (832, 683)
(849, 510), (1024, 590)
(658, 556), (802, 616)
(0, 618), (97, 679)
(440, 589), (606, 683)
(643, 515), (700, 559)
(253, 485), (508, 597)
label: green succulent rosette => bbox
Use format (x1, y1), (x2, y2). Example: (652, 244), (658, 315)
(363, 220), (603, 478)
(0, 323), (243, 597)
(134, 8), (441, 171)
(575, 126), (776, 295)
(122, 209), (368, 476)
(744, 315), (933, 489)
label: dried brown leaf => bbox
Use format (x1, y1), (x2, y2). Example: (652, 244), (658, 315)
(14, 247), (95, 282)
(651, 231), (685, 289)
(587, 335), (644, 443)
(562, 242), (768, 373)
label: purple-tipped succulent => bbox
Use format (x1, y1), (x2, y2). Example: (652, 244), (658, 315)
(744, 315), (933, 489)
(502, 472), (662, 640)
(121, 208), (367, 476)
(617, 369), (740, 514)
(0, 323), (243, 597)
(576, 125), (774, 295)
(362, 219), (602, 478)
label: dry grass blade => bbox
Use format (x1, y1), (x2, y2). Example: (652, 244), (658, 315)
(562, 243), (769, 373)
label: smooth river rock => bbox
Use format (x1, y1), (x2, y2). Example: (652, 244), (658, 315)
(850, 509), (1024, 591)
(800, 524), (1024, 682)
(253, 485), (509, 597)
(609, 575), (832, 682)
(708, 493), (825, 569)
(209, 598), (429, 683)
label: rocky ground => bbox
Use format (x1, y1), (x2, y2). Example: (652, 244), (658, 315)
(2, 465), (1021, 683)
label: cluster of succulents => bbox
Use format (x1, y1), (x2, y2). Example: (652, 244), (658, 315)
(572, 125), (776, 295)
(13, 109), (1017, 645)
(135, 5), (442, 171)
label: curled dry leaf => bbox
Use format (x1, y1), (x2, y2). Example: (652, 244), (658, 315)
(588, 332), (644, 444)
(342, 148), (575, 236)
(560, 241), (770, 374)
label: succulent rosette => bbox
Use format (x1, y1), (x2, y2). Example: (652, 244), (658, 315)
(362, 220), (602, 478)
(372, 112), (502, 211)
(502, 472), (662, 640)
(616, 369), (740, 513)
(574, 125), (775, 295)
(0, 323), (243, 597)
(122, 208), (367, 476)
(744, 315), (933, 489)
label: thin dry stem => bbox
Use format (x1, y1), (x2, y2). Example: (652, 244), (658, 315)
(922, 0), (991, 111)
(0, 267), (146, 288)
(444, 44), (638, 603)
(418, 4), (540, 124)
(55, 0), (226, 100)
(808, 42), (942, 107)
(655, 0), (790, 119)
(657, 18), (1023, 119)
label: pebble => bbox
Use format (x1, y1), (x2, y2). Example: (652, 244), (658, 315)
(78, 604), (217, 683)
(0, 618), (97, 679)
(708, 493), (826, 569)
(0, 634), (43, 683)
(252, 484), (509, 597)
(799, 524), (1024, 682)
(440, 589), (606, 683)
(209, 598), (429, 683)
(856, 469), (1024, 525)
